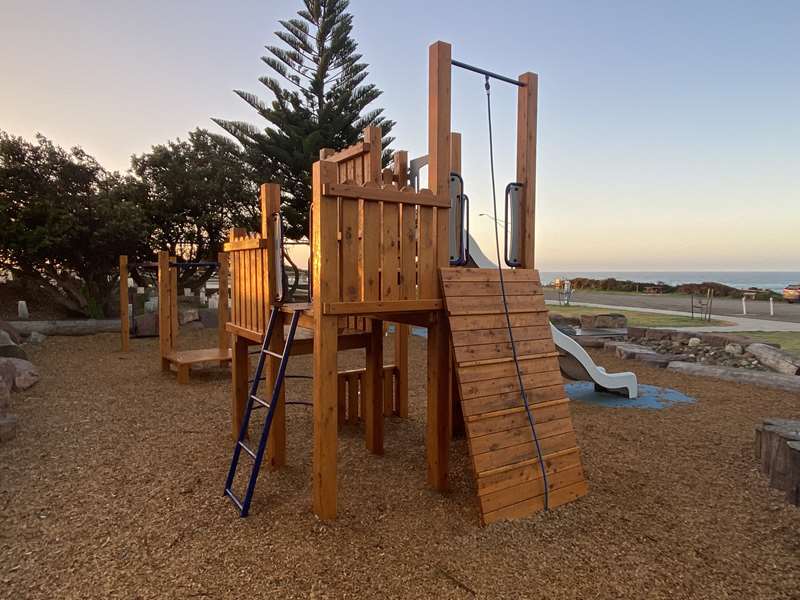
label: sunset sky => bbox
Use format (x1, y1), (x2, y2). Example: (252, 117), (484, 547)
(2, 1), (797, 271)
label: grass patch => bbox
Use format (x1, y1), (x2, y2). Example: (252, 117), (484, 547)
(547, 303), (731, 328)
(738, 332), (800, 357)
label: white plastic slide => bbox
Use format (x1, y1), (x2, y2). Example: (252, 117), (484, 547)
(550, 324), (638, 399)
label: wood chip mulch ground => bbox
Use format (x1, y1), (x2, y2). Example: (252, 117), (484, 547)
(1, 330), (799, 599)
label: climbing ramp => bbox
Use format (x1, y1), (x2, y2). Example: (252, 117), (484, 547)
(440, 268), (588, 525)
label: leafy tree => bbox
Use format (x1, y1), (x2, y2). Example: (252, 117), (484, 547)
(214, 0), (394, 239)
(131, 128), (258, 288)
(0, 131), (149, 317)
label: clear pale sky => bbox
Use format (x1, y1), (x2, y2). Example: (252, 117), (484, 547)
(2, 1), (798, 271)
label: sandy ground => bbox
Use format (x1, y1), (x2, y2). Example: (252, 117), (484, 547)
(1, 329), (799, 599)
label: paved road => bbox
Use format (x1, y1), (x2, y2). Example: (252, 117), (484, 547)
(543, 289), (800, 324)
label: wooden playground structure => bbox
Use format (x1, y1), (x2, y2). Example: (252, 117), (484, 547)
(119, 253), (231, 384)
(223, 41), (587, 525)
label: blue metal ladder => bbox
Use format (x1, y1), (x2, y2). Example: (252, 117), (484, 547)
(224, 307), (301, 517)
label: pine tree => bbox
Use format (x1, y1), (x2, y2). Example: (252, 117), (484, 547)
(214, 0), (394, 239)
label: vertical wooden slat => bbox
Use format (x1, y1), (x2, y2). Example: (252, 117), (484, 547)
(361, 200), (380, 301)
(217, 252), (229, 353)
(119, 255), (129, 352)
(381, 203), (400, 300)
(417, 207), (436, 298)
(516, 72), (538, 270)
(354, 154), (364, 185)
(363, 126), (382, 183)
(346, 159), (355, 183)
(393, 151), (416, 300)
(312, 159), (340, 520)
(340, 198), (360, 301)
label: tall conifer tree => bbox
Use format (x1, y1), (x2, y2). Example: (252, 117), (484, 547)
(214, 0), (393, 238)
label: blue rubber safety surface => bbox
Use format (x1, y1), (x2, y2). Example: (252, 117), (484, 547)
(565, 382), (695, 410)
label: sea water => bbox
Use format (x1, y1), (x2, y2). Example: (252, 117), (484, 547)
(539, 271), (800, 292)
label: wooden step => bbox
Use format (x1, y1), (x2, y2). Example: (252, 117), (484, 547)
(440, 267), (587, 525)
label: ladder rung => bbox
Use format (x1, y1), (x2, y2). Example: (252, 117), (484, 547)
(263, 349), (283, 359)
(248, 350), (262, 355)
(224, 488), (244, 511)
(250, 395), (270, 409)
(238, 441), (256, 459)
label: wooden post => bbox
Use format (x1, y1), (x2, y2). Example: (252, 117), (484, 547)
(231, 335), (249, 440)
(119, 255), (129, 352)
(312, 159), (339, 520)
(157, 251), (171, 370)
(516, 72), (538, 269)
(364, 319), (384, 454)
(263, 182), (286, 469)
(169, 255), (178, 351)
(217, 252), (230, 354)
(427, 314), (450, 490)
(426, 41), (452, 491)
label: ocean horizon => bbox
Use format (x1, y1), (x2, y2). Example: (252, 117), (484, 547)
(539, 271), (800, 292)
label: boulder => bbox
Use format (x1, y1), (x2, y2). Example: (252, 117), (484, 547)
(610, 342), (657, 360)
(179, 308), (200, 325)
(746, 343), (800, 376)
(26, 331), (47, 344)
(687, 337), (701, 347)
(132, 312), (158, 337)
(580, 313), (627, 329)
(0, 330), (14, 346)
(645, 329), (677, 341)
(627, 326), (648, 339)
(0, 320), (22, 344)
(0, 358), (39, 391)
(725, 343), (744, 355)
(198, 308), (219, 329)
(17, 300), (29, 320)
(0, 344), (27, 360)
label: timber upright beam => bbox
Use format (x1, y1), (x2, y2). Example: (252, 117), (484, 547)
(263, 183), (287, 469)
(157, 251), (172, 372)
(312, 159), (340, 519)
(426, 40), (452, 491)
(119, 255), (129, 352)
(516, 72), (538, 269)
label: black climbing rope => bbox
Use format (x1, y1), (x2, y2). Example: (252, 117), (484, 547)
(484, 75), (550, 510)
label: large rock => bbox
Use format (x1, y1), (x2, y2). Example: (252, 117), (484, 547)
(0, 320), (22, 344)
(179, 308), (200, 325)
(0, 344), (27, 360)
(132, 312), (158, 337)
(580, 313), (627, 329)
(198, 308), (219, 329)
(0, 358), (39, 391)
(26, 331), (47, 344)
(668, 361), (800, 393)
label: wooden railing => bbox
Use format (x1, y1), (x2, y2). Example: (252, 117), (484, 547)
(314, 179), (448, 315)
(225, 230), (269, 340)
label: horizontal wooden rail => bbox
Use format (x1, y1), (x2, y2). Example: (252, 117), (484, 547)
(324, 141), (371, 163)
(324, 300), (443, 315)
(223, 238), (269, 251)
(322, 183), (447, 208)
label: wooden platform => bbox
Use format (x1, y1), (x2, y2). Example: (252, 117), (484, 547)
(440, 268), (587, 525)
(164, 348), (232, 384)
